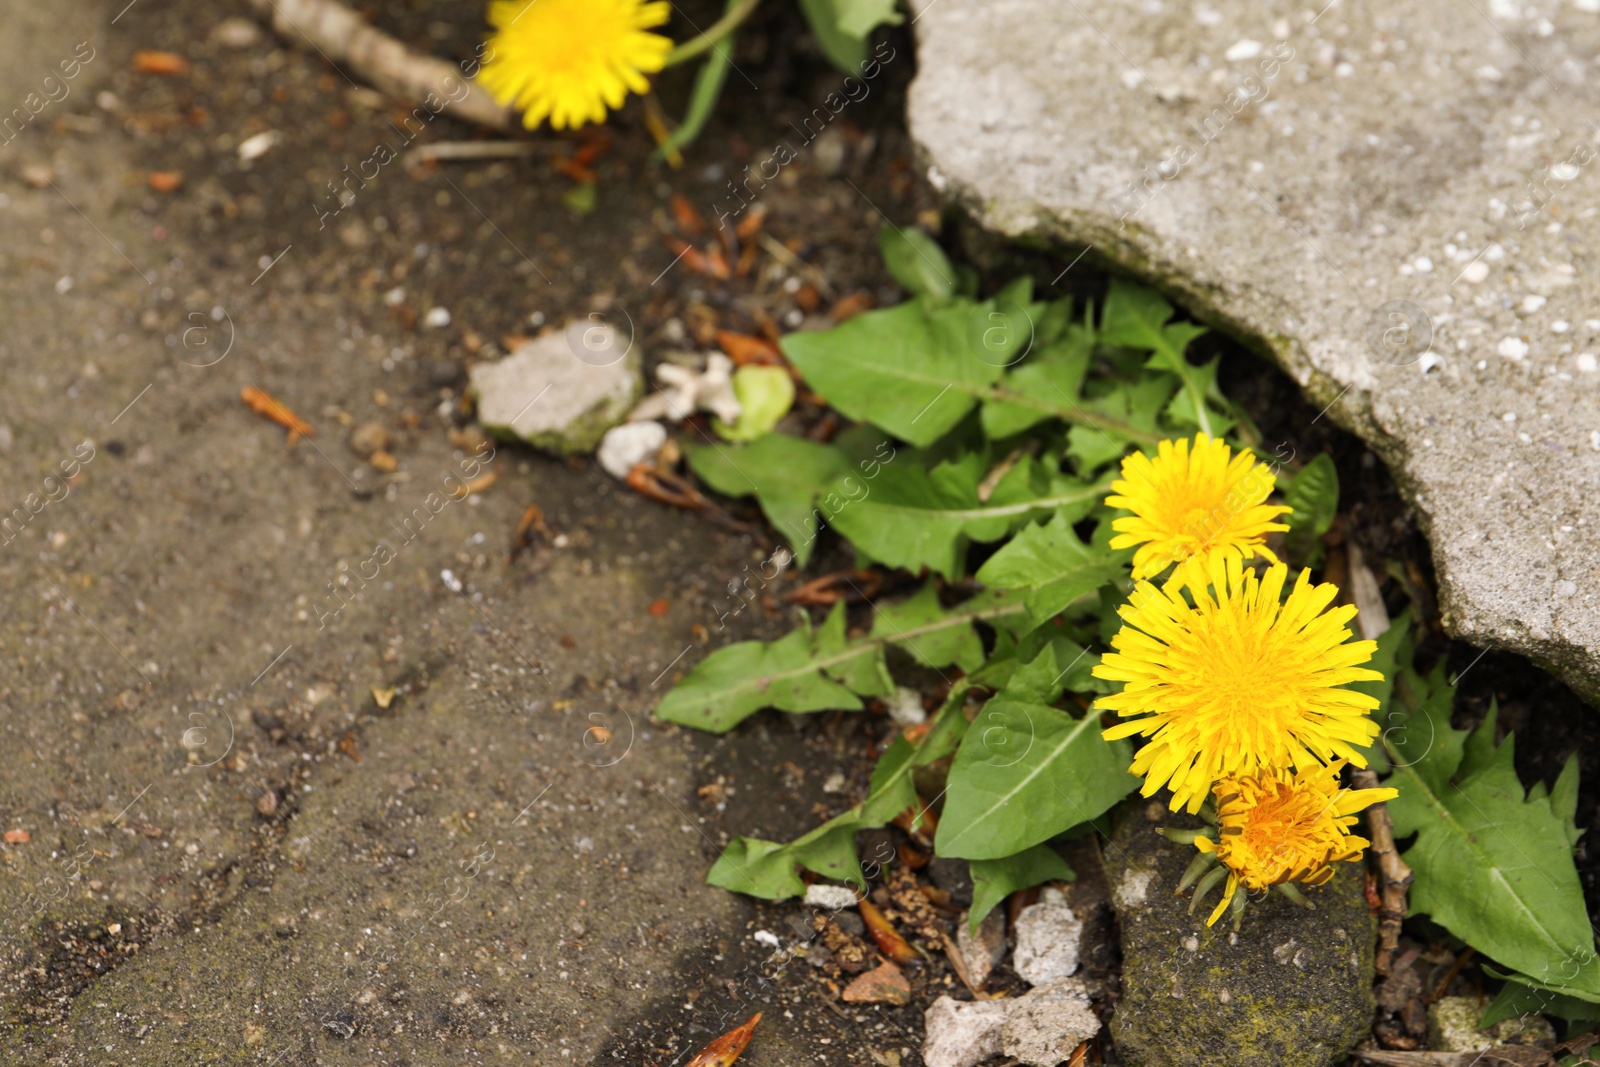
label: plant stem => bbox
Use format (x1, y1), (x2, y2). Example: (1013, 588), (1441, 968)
(664, 0), (762, 67)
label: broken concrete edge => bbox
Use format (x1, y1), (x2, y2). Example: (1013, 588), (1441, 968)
(940, 195), (1600, 708)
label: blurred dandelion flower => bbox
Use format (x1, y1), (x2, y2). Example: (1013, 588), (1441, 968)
(1185, 763), (1397, 927)
(1094, 557), (1383, 814)
(1106, 433), (1290, 587)
(478, 0), (673, 130)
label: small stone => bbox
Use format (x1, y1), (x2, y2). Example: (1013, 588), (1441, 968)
(1001, 979), (1100, 1066)
(255, 790), (278, 817)
(471, 327), (642, 454)
(236, 131), (280, 162)
(1427, 995), (1555, 1052)
(922, 997), (1007, 1067)
(804, 884), (860, 911)
(211, 17), (262, 48)
(597, 421), (667, 480)
(348, 422), (390, 458)
(1012, 886), (1082, 985)
(886, 686), (927, 725)
(955, 907), (1006, 991)
(843, 960), (911, 1005)
(423, 306), (451, 329)
(21, 164), (54, 188)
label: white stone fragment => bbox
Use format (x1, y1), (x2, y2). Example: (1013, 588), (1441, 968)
(803, 884), (859, 910)
(1012, 887), (1082, 985)
(923, 997), (1007, 1067)
(1498, 337), (1530, 360)
(597, 422), (667, 481)
(1002, 979), (1101, 1066)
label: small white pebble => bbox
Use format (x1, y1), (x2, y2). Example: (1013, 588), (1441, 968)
(1576, 353), (1597, 372)
(423, 307), (451, 328)
(1553, 320), (1570, 332)
(55, 276), (73, 295)
(1523, 294), (1547, 312)
(1498, 337), (1529, 360)
(804, 885), (860, 910)
(237, 130), (280, 162)
(1225, 39), (1263, 61)
(384, 286), (406, 307)
(1460, 261), (1490, 284)
(753, 930), (781, 948)
(1413, 256), (1434, 273)
(1503, 411), (1518, 422)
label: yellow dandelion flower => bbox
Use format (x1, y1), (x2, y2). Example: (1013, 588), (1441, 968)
(1093, 556), (1383, 814)
(1190, 763), (1397, 927)
(478, 0), (673, 130)
(1106, 433), (1290, 587)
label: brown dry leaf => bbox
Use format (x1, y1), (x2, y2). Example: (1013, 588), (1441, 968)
(132, 50), (190, 75)
(370, 686), (397, 710)
(240, 386), (314, 446)
(685, 1012), (761, 1067)
(829, 291), (875, 321)
(4, 829), (29, 844)
(670, 193), (707, 236)
(858, 900), (919, 964)
(842, 960), (910, 1005)
(450, 470), (496, 499)
(716, 330), (782, 366)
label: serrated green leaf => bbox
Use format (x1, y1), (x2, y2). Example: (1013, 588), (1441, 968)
(834, 0), (902, 37)
(708, 683), (970, 899)
(655, 602), (887, 732)
(968, 845), (1076, 934)
(980, 326), (1093, 439)
(878, 225), (955, 301)
(656, 588), (1029, 732)
(1283, 452), (1339, 565)
(1065, 375), (1180, 474)
(870, 583), (986, 672)
(1552, 756), (1583, 851)
(1161, 358), (1236, 437)
(1480, 976), (1600, 1029)
(1099, 277), (1217, 437)
(974, 510), (1128, 626)
(685, 434), (849, 566)
(936, 698), (1138, 860)
(1385, 669), (1600, 1001)
(797, 0), (867, 69)
(821, 452), (1109, 579)
(782, 298), (1162, 451)
(782, 298), (1004, 446)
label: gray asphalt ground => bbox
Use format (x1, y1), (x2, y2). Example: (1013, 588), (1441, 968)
(0, 1), (935, 1062)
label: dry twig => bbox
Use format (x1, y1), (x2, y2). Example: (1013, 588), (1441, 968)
(1355, 766), (1413, 977)
(247, 0), (510, 129)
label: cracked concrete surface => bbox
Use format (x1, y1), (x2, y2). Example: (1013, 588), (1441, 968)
(908, 0), (1600, 702)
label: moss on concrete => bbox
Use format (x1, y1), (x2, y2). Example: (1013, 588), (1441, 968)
(1104, 801), (1375, 1067)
